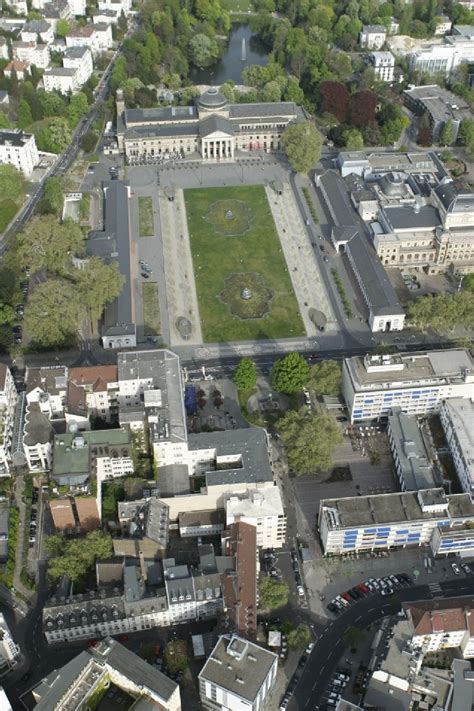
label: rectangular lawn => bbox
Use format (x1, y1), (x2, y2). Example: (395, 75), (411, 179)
(142, 282), (161, 336)
(138, 196), (154, 237)
(185, 185), (304, 342)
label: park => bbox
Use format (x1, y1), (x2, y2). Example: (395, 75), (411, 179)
(184, 185), (305, 343)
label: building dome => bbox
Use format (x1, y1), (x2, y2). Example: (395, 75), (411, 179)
(197, 87), (228, 111)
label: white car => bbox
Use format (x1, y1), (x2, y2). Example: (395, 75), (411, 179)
(297, 585), (305, 597)
(306, 642), (315, 653)
(452, 562), (462, 575)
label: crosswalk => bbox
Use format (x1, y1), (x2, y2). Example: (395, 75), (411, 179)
(428, 582), (443, 596)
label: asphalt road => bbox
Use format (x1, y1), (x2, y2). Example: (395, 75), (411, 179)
(289, 576), (474, 711)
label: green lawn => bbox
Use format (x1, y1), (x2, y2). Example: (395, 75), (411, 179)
(142, 282), (161, 335)
(0, 199), (19, 233)
(138, 196), (154, 237)
(185, 185), (304, 342)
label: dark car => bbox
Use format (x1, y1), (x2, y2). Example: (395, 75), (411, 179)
(319, 245), (325, 252)
(290, 548), (298, 561)
(327, 603), (339, 614)
(141, 272), (150, 279)
(347, 589), (359, 600)
(21, 671), (32, 682)
(351, 587), (363, 599)
(298, 655), (308, 668)
(292, 561), (299, 572)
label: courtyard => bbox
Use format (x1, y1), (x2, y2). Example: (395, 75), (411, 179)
(184, 185), (305, 343)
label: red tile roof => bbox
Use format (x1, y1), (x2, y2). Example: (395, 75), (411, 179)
(222, 521), (257, 640)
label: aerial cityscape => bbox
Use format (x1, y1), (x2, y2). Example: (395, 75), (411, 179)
(0, 0), (474, 709)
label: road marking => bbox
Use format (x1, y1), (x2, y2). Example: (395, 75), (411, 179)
(355, 615), (362, 622)
(312, 681), (318, 690)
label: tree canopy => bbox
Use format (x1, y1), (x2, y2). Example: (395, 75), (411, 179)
(234, 357), (257, 392)
(17, 215), (84, 274)
(46, 530), (113, 582)
(277, 410), (343, 475)
(75, 257), (125, 324)
(259, 577), (289, 609)
(39, 177), (64, 217)
(407, 292), (474, 332)
(24, 279), (80, 346)
(0, 165), (25, 202)
(164, 640), (189, 674)
(308, 360), (342, 397)
(281, 122), (323, 173)
(288, 623), (311, 649)
(271, 352), (310, 394)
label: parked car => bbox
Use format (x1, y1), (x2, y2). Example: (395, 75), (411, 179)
(297, 585), (305, 597)
(461, 563), (472, 575)
(451, 562), (462, 575)
(341, 592), (352, 602)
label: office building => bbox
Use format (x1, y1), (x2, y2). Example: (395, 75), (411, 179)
(0, 365), (18, 477)
(387, 411), (437, 491)
(225, 487), (287, 548)
(360, 25), (386, 49)
(404, 85), (471, 144)
(199, 634), (278, 711)
(0, 614), (21, 676)
(318, 488), (474, 555)
(430, 522), (474, 557)
(31, 637), (181, 710)
(0, 129), (39, 176)
(342, 349), (474, 423)
(409, 35), (474, 76)
(440, 398), (474, 495)
(405, 600), (474, 658)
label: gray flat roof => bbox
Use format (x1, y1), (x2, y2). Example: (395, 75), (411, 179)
(388, 411), (436, 490)
(228, 101), (302, 119)
(188, 428), (272, 487)
(347, 233), (405, 316)
(382, 205), (441, 230)
(87, 181), (134, 336)
(199, 635), (277, 703)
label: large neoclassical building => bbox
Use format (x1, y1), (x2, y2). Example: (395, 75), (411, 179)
(116, 87), (305, 161)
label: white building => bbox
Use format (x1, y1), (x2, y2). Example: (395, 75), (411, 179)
(68, 365), (119, 424)
(0, 365), (18, 477)
(20, 20), (54, 45)
(435, 16), (452, 35)
(369, 51), (395, 82)
(67, 0), (87, 15)
(440, 398), (474, 495)
(342, 349), (474, 423)
(409, 36), (474, 76)
(0, 129), (39, 177)
(225, 487), (287, 549)
(23, 403), (54, 473)
(43, 67), (80, 94)
(0, 613), (21, 676)
(318, 488), (474, 555)
(62, 46), (93, 85)
(164, 559), (222, 624)
(93, 22), (114, 51)
(6, 0), (27, 14)
(360, 25), (386, 50)
(0, 38), (8, 61)
(406, 602), (474, 658)
(98, 0), (131, 16)
(387, 411), (436, 491)
(430, 523), (474, 557)
(12, 42), (50, 69)
(199, 635), (278, 711)
(3, 61), (30, 81)
(31, 638), (181, 711)
(66, 23), (113, 56)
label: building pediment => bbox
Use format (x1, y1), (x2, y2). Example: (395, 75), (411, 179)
(199, 115), (234, 138)
(202, 129), (233, 140)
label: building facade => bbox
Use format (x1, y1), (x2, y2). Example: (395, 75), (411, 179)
(369, 51), (395, 82)
(0, 365), (18, 477)
(0, 129), (39, 176)
(116, 87), (305, 162)
(225, 488), (287, 549)
(440, 398), (474, 494)
(0, 614), (21, 676)
(360, 25), (386, 49)
(342, 349), (474, 423)
(405, 602), (474, 659)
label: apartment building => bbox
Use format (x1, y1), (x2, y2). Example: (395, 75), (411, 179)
(68, 365), (119, 424)
(43, 67), (81, 94)
(0, 614), (21, 677)
(440, 398), (474, 495)
(318, 488), (474, 555)
(116, 497), (169, 556)
(404, 85), (471, 145)
(199, 635), (278, 711)
(163, 558), (222, 624)
(0, 365), (18, 477)
(178, 509), (226, 538)
(51, 428), (133, 488)
(20, 20), (54, 44)
(32, 637), (181, 710)
(405, 601), (474, 658)
(360, 25), (386, 49)
(98, 0), (131, 16)
(225, 487), (287, 549)
(0, 504), (9, 564)
(3, 61), (30, 82)
(221, 521), (258, 640)
(62, 46), (93, 85)
(342, 349), (474, 423)
(369, 51), (395, 82)
(65, 23), (112, 55)
(67, 0), (87, 15)
(0, 129), (38, 176)
(23, 402), (54, 472)
(387, 411), (436, 491)
(12, 41), (50, 69)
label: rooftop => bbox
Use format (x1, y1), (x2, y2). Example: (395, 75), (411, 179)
(382, 204), (441, 231)
(49, 498), (75, 531)
(26, 365), (67, 396)
(441, 398), (474, 488)
(344, 348), (474, 391)
(226, 486), (285, 521)
(52, 428), (132, 478)
(0, 128), (33, 147)
(388, 411), (436, 490)
(405, 600), (471, 635)
(319, 488), (474, 529)
(222, 521), (258, 639)
(23, 401), (54, 446)
(199, 635), (277, 702)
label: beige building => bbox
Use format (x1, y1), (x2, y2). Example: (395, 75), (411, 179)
(116, 87), (304, 162)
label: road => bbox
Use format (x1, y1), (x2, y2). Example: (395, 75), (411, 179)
(289, 576), (474, 710)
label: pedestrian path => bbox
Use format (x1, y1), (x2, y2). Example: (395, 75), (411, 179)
(428, 582), (443, 596)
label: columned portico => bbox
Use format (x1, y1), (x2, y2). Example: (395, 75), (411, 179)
(201, 136), (235, 160)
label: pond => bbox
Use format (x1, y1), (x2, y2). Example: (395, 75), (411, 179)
(190, 23), (269, 86)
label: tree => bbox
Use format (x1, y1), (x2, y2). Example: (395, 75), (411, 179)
(189, 33), (220, 68)
(259, 577), (289, 609)
(319, 81), (349, 122)
(56, 18), (70, 38)
(234, 357), (257, 391)
(0, 113), (12, 129)
(17, 215), (84, 274)
(349, 90), (377, 127)
(36, 117), (72, 153)
(271, 352), (310, 394)
(262, 80), (282, 102)
(80, 130), (98, 153)
(46, 530), (113, 582)
(417, 112), (433, 147)
(439, 119), (454, 146)
(164, 640), (189, 674)
(75, 257), (125, 325)
(288, 624), (311, 649)
(0, 164), (24, 202)
(24, 279), (80, 346)
(0, 303), (15, 326)
(39, 177), (64, 216)
(308, 360), (342, 397)
(283, 76), (304, 104)
(277, 410), (343, 475)
(407, 292), (474, 332)
(463, 273), (474, 293)
(67, 92), (89, 129)
(281, 122), (322, 173)
(343, 128), (364, 149)
(16, 99), (33, 129)
(344, 626), (365, 648)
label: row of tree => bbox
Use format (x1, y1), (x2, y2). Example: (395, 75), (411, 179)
(407, 291), (474, 332)
(15, 215), (124, 347)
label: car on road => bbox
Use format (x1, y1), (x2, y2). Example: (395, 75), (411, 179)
(336, 595), (349, 607)
(118, 634), (129, 642)
(295, 573), (302, 586)
(319, 245), (325, 252)
(290, 548), (298, 561)
(461, 563), (472, 575)
(292, 560), (299, 571)
(306, 642), (315, 653)
(452, 562), (462, 575)
(323, 256), (329, 262)
(279, 698), (289, 711)
(327, 602), (339, 614)
(297, 585), (305, 597)
(298, 654), (308, 668)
